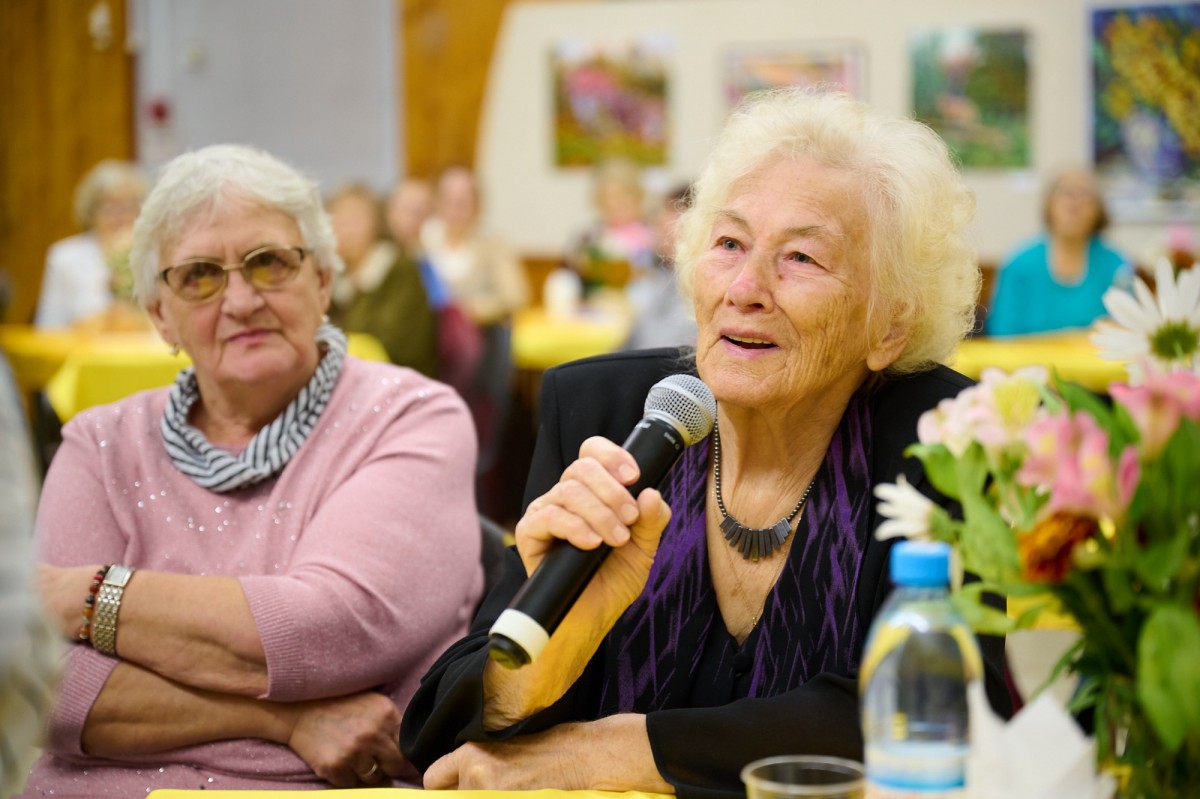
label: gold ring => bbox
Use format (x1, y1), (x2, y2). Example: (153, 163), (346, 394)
(359, 762), (379, 780)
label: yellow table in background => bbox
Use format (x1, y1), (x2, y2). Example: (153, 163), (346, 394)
(949, 331), (1127, 392)
(511, 307), (631, 372)
(149, 790), (668, 799)
(0, 324), (388, 421)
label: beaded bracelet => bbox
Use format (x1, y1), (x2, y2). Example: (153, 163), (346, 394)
(75, 565), (111, 642)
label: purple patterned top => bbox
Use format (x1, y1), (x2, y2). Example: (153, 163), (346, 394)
(593, 391), (873, 715)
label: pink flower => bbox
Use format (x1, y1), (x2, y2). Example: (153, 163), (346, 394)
(1110, 368), (1200, 458)
(1018, 411), (1138, 521)
(917, 367), (1047, 463)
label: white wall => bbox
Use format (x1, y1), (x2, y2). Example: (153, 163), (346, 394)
(130, 0), (398, 195)
(477, 0), (1192, 265)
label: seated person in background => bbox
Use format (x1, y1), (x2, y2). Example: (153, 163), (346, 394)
(624, 182), (698, 351)
(0, 351), (57, 799)
(326, 182), (438, 376)
(387, 176), (452, 311)
(389, 175), (485, 401)
(399, 88), (1011, 797)
(566, 157), (655, 295)
(421, 166), (529, 327)
(26, 144), (482, 796)
(35, 159), (148, 330)
(985, 167), (1131, 337)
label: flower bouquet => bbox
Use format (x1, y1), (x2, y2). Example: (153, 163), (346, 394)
(875, 259), (1200, 797)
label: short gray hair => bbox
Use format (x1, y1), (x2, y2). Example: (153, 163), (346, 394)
(74, 160), (147, 228)
(675, 88), (979, 376)
(130, 144), (342, 305)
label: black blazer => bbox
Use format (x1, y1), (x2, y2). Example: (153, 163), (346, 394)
(401, 348), (1011, 799)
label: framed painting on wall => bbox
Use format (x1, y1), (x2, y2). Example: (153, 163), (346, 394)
(1090, 3), (1200, 221)
(723, 43), (865, 110)
(551, 35), (672, 168)
(910, 27), (1031, 169)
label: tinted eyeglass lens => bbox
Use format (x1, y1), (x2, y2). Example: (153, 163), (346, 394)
(171, 262), (226, 300)
(246, 248), (303, 288)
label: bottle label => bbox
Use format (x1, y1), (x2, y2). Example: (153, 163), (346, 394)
(865, 742), (967, 799)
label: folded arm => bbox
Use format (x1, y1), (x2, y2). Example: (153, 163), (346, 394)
(74, 659), (405, 787)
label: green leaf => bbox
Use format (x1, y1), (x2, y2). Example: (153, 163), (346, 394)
(1159, 419), (1200, 524)
(927, 506), (961, 546)
(958, 491), (1021, 584)
(1037, 636), (1085, 699)
(1102, 565), (1137, 614)
(954, 443), (990, 496)
(1136, 606), (1200, 752)
(1133, 534), (1190, 590)
(906, 443), (960, 500)
(1053, 374), (1113, 428)
(950, 590), (1013, 636)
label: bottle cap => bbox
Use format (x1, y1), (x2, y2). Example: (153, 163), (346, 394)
(890, 540), (951, 587)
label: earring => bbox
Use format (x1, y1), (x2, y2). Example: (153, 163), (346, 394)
(168, 343), (180, 356)
(321, 313), (330, 324)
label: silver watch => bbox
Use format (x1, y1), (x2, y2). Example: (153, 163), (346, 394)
(91, 564), (135, 656)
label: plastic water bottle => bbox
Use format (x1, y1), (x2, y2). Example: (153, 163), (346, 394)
(860, 541), (982, 798)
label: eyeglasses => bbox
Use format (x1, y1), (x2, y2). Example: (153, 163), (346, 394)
(159, 246), (309, 302)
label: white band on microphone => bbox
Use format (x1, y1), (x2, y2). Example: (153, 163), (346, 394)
(489, 609), (550, 662)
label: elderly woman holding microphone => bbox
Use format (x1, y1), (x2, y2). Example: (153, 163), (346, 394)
(401, 89), (1011, 797)
(26, 145), (481, 795)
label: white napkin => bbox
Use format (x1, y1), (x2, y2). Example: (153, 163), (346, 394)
(966, 682), (1117, 799)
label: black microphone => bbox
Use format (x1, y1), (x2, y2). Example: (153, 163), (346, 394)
(488, 374), (716, 669)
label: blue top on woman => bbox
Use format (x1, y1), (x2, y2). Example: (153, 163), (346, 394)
(985, 235), (1130, 337)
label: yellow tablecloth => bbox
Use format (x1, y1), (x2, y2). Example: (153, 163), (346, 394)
(147, 787), (667, 791)
(0, 324), (388, 421)
(949, 331), (1127, 392)
(511, 307), (631, 372)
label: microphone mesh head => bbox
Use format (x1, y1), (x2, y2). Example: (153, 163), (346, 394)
(644, 374), (717, 446)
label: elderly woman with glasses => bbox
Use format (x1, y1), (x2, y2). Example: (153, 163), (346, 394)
(23, 145), (482, 796)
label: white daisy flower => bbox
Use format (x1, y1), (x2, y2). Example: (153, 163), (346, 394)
(1092, 257), (1200, 381)
(874, 475), (935, 541)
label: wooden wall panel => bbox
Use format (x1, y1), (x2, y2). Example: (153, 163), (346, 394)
(0, 0), (134, 324)
(401, 0), (517, 179)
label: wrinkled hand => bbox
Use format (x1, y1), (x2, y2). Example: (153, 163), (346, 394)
(36, 563), (104, 641)
(287, 691), (406, 787)
(515, 437), (672, 610)
(423, 716), (671, 792)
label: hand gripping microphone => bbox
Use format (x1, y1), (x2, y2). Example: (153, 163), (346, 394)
(488, 374), (717, 669)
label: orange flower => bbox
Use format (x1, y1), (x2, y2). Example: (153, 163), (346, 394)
(1018, 511), (1101, 583)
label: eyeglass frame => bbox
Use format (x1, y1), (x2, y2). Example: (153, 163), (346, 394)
(157, 245), (311, 302)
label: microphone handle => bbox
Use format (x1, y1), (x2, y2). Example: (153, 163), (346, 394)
(488, 416), (686, 667)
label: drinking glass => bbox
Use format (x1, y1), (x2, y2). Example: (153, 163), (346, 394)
(741, 755), (865, 799)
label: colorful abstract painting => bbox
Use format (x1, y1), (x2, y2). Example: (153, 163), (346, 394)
(551, 36), (671, 167)
(1091, 3), (1200, 220)
(724, 43), (864, 109)
(910, 27), (1030, 169)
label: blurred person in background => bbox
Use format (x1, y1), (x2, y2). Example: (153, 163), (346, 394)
(624, 183), (698, 351)
(387, 177), (452, 312)
(35, 160), (149, 331)
(567, 158), (655, 296)
(24, 144), (481, 795)
(421, 166), (529, 327)
(985, 167), (1132, 337)
(0, 351), (57, 798)
(388, 175), (484, 404)
(326, 182), (438, 376)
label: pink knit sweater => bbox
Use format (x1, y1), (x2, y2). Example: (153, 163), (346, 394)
(23, 358), (483, 796)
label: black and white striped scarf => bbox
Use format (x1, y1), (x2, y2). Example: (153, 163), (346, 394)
(160, 324), (347, 493)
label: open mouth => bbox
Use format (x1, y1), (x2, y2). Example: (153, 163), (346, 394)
(723, 335), (776, 350)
